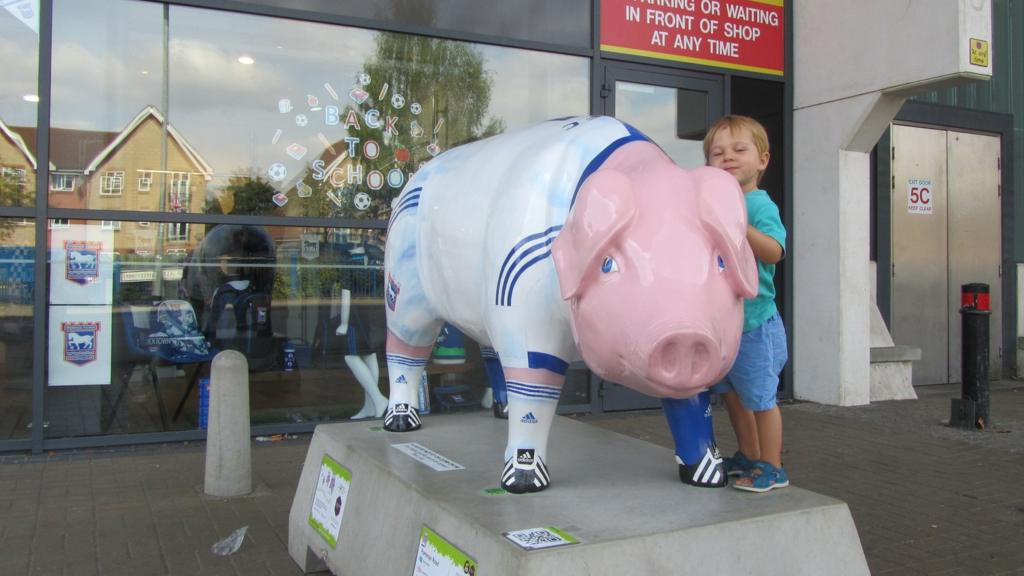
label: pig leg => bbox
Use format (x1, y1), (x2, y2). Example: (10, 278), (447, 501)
(661, 391), (727, 487)
(479, 346), (508, 419)
(500, 365), (564, 493)
(382, 331), (438, 432)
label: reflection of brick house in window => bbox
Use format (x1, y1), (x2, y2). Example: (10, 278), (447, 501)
(0, 117), (40, 203)
(82, 106), (212, 255)
(7, 106), (214, 257)
(0, 117), (46, 246)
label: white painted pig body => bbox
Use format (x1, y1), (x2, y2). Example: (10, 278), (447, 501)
(383, 116), (756, 493)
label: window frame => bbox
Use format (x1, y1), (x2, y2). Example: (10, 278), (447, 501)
(100, 170), (125, 196)
(50, 173), (76, 192)
(137, 171), (152, 192)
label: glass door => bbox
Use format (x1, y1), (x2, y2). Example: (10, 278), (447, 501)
(597, 63), (723, 412)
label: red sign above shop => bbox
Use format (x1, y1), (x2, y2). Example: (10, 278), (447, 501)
(600, 0), (784, 76)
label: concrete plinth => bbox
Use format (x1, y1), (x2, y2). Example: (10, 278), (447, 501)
(289, 413), (868, 575)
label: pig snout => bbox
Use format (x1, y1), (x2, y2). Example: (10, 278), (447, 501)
(645, 330), (721, 391)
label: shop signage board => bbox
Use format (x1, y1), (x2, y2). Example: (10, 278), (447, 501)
(412, 525), (477, 576)
(308, 455), (352, 548)
(600, 0), (784, 76)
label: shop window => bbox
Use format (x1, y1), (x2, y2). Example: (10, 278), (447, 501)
(100, 171), (124, 196)
(51, 173), (76, 192)
(50, 0), (588, 219)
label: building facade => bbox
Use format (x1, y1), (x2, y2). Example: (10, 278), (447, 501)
(0, 0), (1018, 452)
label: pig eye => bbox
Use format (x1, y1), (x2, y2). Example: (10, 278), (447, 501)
(716, 254), (726, 272)
(601, 256), (618, 274)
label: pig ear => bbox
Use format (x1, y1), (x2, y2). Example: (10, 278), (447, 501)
(552, 170), (637, 300)
(693, 166), (759, 299)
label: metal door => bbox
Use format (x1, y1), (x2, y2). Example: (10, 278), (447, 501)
(891, 126), (950, 385)
(947, 131), (1002, 380)
(597, 64), (722, 411)
(890, 125), (1002, 385)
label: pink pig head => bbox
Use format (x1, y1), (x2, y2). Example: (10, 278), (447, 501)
(551, 142), (758, 399)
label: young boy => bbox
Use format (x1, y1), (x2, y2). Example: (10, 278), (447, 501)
(705, 115), (789, 492)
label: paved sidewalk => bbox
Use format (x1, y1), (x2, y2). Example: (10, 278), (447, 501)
(0, 381), (1021, 575)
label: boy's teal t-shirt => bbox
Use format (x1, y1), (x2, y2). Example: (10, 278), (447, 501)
(743, 189), (786, 332)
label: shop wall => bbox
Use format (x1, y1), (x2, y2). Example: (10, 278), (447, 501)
(911, 0), (1022, 260)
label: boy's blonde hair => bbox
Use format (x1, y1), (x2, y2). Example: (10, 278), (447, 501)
(702, 115), (770, 162)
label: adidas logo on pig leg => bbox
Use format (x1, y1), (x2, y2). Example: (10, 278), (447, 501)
(501, 373), (561, 493)
(384, 402), (421, 432)
(383, 349), (429, 433)
(502, 449), (550, 494)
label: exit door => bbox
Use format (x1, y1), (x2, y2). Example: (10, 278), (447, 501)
(596, 64), (723, 411)
(890, 125), (1002, 385)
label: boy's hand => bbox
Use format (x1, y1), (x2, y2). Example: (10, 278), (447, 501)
(747, 225), (783, 264)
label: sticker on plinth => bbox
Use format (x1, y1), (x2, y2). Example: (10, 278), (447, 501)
(392, 443), (464, 472)
(412, 525), (477, 576)
(503, 526), (579, 551)
(308, 455), (352, 548)
(907, 178), (933, 215)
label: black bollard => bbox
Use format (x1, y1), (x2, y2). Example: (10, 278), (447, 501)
(951, 283), (990, 430)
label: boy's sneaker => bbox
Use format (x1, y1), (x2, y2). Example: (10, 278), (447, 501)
(722, 451), (755, 477)
(733, 461), (789, 493)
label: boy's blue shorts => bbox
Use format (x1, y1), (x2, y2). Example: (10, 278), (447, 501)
(712, 313), (788, 412)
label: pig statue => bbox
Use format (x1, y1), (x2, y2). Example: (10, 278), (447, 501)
(383, 116), (758, 493)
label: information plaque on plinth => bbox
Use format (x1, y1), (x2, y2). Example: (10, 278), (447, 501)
(288, 412), (868, 575)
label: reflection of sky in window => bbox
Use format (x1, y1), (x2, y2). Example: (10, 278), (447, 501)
(615, 81), (705, 170)
(46, 0), (589, 190)
(0, 6), (39, 128)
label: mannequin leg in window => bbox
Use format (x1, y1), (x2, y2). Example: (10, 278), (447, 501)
(337, 289), (388, 419)
(346, 353), (387, 419)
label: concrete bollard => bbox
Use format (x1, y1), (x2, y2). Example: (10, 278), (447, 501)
(204, 350), (252, 497)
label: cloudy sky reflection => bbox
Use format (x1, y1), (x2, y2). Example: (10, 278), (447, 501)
(2, 0), (590, 196)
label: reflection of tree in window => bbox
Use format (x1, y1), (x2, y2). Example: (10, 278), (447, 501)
(299, 32), (505, 222)
(204, 174), (280, 217)
(0, 170), (32, 239)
